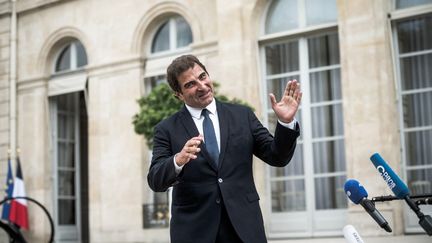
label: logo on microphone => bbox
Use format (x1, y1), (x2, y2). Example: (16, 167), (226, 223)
(377, 165), (396, 190)
(352, 232), (362, 242)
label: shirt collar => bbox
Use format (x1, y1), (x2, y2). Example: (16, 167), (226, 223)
(185, 98), (217, 119)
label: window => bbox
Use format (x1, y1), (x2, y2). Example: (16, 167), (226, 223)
(396, 0), (432, 9)
(142, 75), (169, 229)
(55, 41), (87, 73)
(49, 92), (88, 242)
(261, 0), (344, 237)
(393, 11), (432, 232)
(49, 40), (89, 241)
(143, 75), (166, 96)
(143, 13), (193, 229)
(151, 16), (192, 54)
(265, 0), (337, 34)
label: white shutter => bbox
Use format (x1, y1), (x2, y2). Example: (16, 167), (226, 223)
(49, 74), (87, 96)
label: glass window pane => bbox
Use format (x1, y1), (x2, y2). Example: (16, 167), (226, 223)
(396, 0), (432, 9)
(58, 199), (76, 225)
(308, 33), (340, 68)
(62, 118), (75, 140)
(306, 0), (337, 26)
(55, 45), (71, 72)
(58, 170), (75, 196)
(144, 75), (167, 95)
(58, 142), (75, 168)
(405, 130), (432, 166)
(175, 17), (193, 48)
(270, 144), (304, 177)
(397, 15), (432, 53)
(400, 54), (432, 90)
(310, 69), (341, 103)
(313, 139), (346, 173)
(311, 104), (344, 137)
(314, 175), (347, 210)
(56, 94), (75, 112)
(271, 179), (306, 212)
(151, 21), (170, 53)
(407, 168), (432, 195)
(75, 41), (88, 67)
(265, 0), (298, 34)
(58, 113), (74, 140)
(154, 192), (169, 205)
(402, 91), (432, 128)
(265, 41), (299, 75)
(57, 113), (67, 138)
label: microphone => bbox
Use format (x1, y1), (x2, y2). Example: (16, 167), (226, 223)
(370, 153), (432, 236)
(370, 153), (410, 198)
(343, 225), (365, 243)
(344, 179), (392, 232)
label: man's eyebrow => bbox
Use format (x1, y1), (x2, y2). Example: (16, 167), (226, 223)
(183, 80), (196, 87)
(198, 72), (207, 79)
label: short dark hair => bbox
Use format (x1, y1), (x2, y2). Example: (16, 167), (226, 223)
(166, 55), (209, 93)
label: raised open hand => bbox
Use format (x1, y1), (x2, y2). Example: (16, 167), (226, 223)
(269, 79), (302, 123)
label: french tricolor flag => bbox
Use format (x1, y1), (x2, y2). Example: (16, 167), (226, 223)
(9, 158), (29, 229)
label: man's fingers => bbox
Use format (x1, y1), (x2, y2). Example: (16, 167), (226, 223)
(292, 84), (301, 100)
(186, 146), (201, 153)
(269, 93), (277, 108)
(283, 80), (292, 97)
(296, 92), (303, 104)
(187, 137), (202, 147)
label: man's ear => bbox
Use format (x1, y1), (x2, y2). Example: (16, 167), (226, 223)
(175, 92), (183, 101)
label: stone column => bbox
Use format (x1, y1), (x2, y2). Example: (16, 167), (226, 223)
(338, 0), (403, 235)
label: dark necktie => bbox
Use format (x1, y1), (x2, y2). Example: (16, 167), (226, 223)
(202, 109), (219, 165)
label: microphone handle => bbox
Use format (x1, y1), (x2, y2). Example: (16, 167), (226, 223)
(404, 196), (424, 218)
(404, 196), (432, 236)
(361, 198), (392, 232)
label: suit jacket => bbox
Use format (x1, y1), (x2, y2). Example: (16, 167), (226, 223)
(147, 100), (300, 243)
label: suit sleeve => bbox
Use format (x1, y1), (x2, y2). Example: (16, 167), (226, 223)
(249, 108), (300, 167)
(147, 123), (180, 192)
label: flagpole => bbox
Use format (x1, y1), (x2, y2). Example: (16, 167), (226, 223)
(9, 0), (17, 165)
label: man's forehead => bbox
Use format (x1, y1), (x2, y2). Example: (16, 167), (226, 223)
(179, 64), (204, 80)
(189, 63), (205, 74)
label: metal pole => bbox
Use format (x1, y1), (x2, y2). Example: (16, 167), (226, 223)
(9, 0), (17, 163)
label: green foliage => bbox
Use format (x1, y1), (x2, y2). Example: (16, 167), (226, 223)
(132, 83), (253, 149)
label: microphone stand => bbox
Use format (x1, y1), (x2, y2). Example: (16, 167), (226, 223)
(372, 194), (432, 203)
(371, 194), (432, 236)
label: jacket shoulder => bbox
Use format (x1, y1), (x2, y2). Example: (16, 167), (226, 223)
(155, 108), (185, 129)
(217, 100), (253, 114)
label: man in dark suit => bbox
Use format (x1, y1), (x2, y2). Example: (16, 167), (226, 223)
(147, 55), (302, 243)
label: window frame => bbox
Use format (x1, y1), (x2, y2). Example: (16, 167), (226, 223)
(52, 40), (88, 76)
(260, 0), (345, 238)
(149, 16), (193, 58)
(390, 3), (432, 234)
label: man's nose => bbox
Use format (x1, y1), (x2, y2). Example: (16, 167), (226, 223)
(196, 79), (207, 89)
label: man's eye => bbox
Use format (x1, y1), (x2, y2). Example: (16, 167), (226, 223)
(199, 73), (207, 80)
(185, 82), (195, 89)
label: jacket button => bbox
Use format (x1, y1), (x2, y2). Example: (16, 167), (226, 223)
(218, 178), (223, 183)
(216, 198), (221, 204)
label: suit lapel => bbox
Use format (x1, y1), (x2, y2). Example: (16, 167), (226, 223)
(216, 101), (229, 169)
(179, 106), (218, 171)
(179, 106), (199, 138)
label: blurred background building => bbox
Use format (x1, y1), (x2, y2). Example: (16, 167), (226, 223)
(0, 0), (431, 242)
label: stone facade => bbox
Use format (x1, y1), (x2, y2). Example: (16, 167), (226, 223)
(0, 0), (430, 242)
